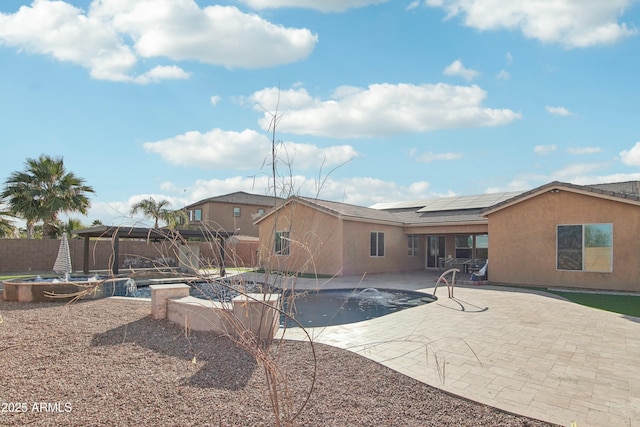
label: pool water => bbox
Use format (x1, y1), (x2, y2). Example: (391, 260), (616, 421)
(280, 288), (436, 328)
(131, 281), (263, 301)
(130, 283), (435, 328)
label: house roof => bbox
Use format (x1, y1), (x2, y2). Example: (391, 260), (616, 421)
(255, 180), (640, 229)
(589, 180), (640, 195)
(296, 197), (404, 224)
(257, 196), (487, 227)
(385, 208), (488, 226)
(370, 191), (523, 212)
(482, 181), (640, 215)
(185, 191), (283, 209)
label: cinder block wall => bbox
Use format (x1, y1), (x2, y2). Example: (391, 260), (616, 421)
(0, 238), (258, 274)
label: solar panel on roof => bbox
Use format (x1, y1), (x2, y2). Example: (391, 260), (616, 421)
(370, 191), (524, 212)
(415, 191), (523, 212)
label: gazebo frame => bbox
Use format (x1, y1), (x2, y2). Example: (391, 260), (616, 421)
(71, 226), (234, 275)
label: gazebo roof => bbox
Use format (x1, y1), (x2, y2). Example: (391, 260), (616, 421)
(71, 225), (234, 240)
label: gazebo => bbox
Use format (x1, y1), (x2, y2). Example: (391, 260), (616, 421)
(71, 226), (234, 275)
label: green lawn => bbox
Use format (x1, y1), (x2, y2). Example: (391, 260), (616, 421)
(0, 275), (34, 281)
(545, 289), (640, 318)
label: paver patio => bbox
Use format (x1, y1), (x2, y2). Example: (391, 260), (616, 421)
(276, 271), (640, 427)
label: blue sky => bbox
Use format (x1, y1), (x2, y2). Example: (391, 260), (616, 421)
(1, 0), (639, 226)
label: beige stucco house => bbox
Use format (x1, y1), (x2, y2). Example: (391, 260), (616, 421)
(256, 181), (640, 292)
(484, 181), (640, 292)
(185, 191), (282, 237)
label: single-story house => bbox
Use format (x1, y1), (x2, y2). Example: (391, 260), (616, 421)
(256, 180), (640, 292)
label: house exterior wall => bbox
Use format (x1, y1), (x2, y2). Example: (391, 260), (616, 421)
(257, 202), (344, 276)
(487, 190), (640, 291)
(341, 220), (424, 276)
(188, 201), (271, 237)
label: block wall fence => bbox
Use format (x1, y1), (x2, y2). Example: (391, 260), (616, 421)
(0, 238), (258, 275)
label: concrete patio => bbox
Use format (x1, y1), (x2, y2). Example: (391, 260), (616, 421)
(275, 271), (640, 427)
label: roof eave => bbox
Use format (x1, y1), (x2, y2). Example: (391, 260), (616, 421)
(482, 181), (640, 216)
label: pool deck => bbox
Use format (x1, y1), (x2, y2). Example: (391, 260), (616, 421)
(266, 271), (640, 427)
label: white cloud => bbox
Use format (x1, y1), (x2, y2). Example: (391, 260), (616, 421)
(545, 105), (575, 116)
(250, 83), (521, 138)
(416, 151), (464, 163)
(496, 70), (510, 80)
(239, 0), (388, 12)
(0, 0), (317, 82)
(443, 59), (479, 81)
(505, 52), (513, 64)
(620, 142), (640, 166)
(534, 145), (557, 155)
(567, 147), (603, 155)
(92, 1), (318, 68)
(133, 65), (191, 84)
(210, 95), (221, 106)
(570, 172), (640, 186)
(426, 0), (636, 48)
(552, 162), (610, 179)
(0, 1), (137, 82)
(142, 128), (358, 170)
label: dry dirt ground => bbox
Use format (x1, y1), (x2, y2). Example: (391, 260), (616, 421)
(0, 298), (557, 426)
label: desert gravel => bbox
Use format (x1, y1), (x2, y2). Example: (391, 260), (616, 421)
(0, 298), (556, 426)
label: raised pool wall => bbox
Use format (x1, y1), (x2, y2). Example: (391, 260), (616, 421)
(2, 277), (133, 302)
(150, 284), (281, 344)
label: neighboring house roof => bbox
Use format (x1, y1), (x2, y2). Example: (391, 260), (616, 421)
(482, 181), (640, 216)
(186, 191), (283, 209)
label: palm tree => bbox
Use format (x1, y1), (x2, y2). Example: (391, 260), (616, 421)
(0, 210), (17, 238)
(130, 198), (187, 229)
(1, 172), (42, 239)
(2, 155), (95, 239)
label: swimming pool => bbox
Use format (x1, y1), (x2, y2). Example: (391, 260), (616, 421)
(131, 282), (435, 328)
(280, 288), (436, 328)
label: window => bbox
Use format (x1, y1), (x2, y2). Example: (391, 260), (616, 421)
(189, 209), (202, 221)
(475, 234), (488, 259)
(455, 234), (472, 258)
(557, 224), (612, 272)
(370, 232), (385, 257)
(275, 231), (290, 255)
(408, 235), (419, 257)
(257, 208), (265, 215)
(233, 207), (241, 217)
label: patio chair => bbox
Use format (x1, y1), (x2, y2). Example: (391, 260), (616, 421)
(470, 260), (488, 281)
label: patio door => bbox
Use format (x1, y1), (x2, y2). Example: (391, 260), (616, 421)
(426, 235), (445, 269)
